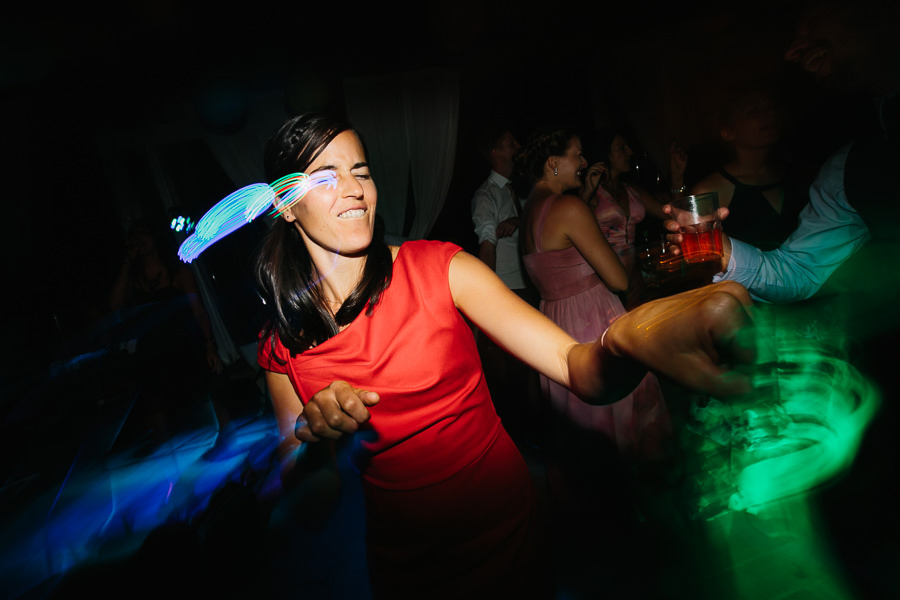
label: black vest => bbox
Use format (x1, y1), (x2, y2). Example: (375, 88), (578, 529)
(821, 127), (900, 366)
(820, 91), (900, 301)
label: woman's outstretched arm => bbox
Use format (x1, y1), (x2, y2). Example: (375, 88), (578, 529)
(450, 251), (755, 403)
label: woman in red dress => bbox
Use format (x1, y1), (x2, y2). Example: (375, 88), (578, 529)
(251, 112), (756, 599)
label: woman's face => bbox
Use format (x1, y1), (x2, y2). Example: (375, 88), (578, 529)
(556, 136), (588, 188)
(126, 229), (156, 261)
(723, 93), (783, 148)
(608, 135), (633, 174)
(281, 130), (377, 258)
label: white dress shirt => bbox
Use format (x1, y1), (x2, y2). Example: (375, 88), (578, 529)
(471, 170), (527, 290)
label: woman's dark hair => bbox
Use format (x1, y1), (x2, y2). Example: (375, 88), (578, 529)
(515, 128), (576, 183)
(254, 112), (393, 356)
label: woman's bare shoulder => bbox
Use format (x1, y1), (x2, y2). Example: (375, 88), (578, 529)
(692, 172), (730, 194)
(549, 193), (592, 214)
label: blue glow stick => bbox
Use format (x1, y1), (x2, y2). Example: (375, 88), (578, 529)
(178, 170), (337, 263)
(270, 171), (338, 218)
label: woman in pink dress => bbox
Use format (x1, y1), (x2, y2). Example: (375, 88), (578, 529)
(519, 128), (671, 461)
(581, 130), (670, 310)
(518, 126), (674, 597)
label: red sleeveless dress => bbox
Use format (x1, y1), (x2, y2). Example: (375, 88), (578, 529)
(259, 240), (550, 599)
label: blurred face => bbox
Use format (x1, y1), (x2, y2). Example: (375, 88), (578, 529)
(281, 130), (376, 258)
(784, 4), (877, 91)
(494, 131), (521, 162)
(551, 136), (588, 189)
(722, 93), (784, 148)
(126, 228), (156, 261)
(608, 135), (633, 174)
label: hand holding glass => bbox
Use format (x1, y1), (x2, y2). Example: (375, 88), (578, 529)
(669, 192), (723, 263)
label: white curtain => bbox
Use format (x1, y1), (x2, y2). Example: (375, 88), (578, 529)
(343, 68), (459, 240)
(342, 72), (414, 239)
(405, 70), (460, 239)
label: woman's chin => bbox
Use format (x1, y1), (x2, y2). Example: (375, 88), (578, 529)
(340, 234), (377, 257)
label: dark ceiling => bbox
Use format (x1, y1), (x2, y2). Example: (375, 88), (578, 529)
(0, 0), (852, 374)
(3, 1), (806, 127)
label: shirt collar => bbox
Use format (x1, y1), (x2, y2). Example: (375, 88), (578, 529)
(487, 170), (511, 188)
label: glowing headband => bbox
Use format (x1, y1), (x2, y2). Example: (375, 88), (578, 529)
(178, 170), (337, 263)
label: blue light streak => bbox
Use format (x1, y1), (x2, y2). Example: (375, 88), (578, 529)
(178, 171), (337, 263)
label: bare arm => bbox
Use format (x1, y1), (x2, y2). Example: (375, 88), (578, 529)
(554, 194), (629, 292)
(267, 371), (307, 463)
(600, 280), (756, 396)
(266, 371), (374, 476)
(265, 371), (343, 525)
(451, 251), (755, 401)
(293, 251), (757, 438)
(449, 250), (640, 402)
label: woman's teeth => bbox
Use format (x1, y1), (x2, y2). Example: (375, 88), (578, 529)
(338, 209), (366, 219)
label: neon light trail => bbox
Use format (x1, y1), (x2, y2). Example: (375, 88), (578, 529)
(178, 170), (337, 263)
(677, 302), (881, 599)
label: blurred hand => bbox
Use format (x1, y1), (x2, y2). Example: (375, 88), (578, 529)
(121, 241), (140, 267)
(295, 380), (381, 442)
(495, 216), (520, 238)
(578, 161), (609, 202)
(604, 280), (757, 397)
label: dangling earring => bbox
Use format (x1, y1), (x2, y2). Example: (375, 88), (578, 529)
(554, 167), (558, 176)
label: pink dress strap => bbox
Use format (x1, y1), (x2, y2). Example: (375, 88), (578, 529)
(533, 194), (559, 253)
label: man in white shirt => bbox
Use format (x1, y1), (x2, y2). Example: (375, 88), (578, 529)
(470, 126), (540, 443)
(471, 128), (533, 301)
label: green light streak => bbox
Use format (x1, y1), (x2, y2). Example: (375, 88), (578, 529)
(676, 302), (881, 599)
(686, 304), (880, 517)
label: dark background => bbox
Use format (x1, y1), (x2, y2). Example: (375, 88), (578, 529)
(1, 0), (866, 383)
(1, 3), (896, 599)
